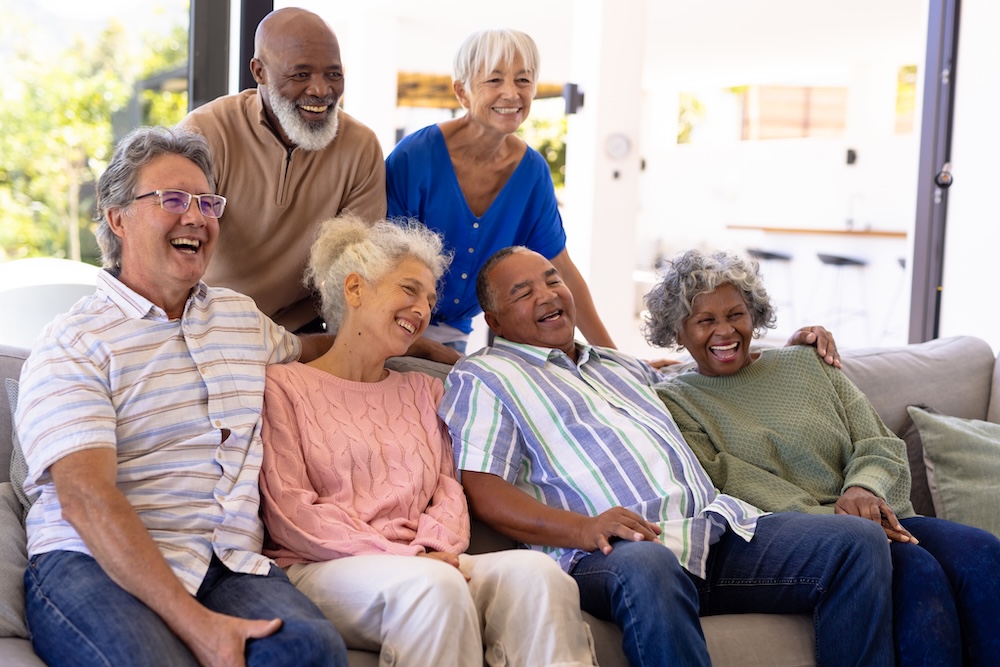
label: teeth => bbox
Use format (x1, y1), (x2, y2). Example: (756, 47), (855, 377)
(170, 238), (200, 251)
(396, 319), (415, 334)
(710, 342), (738, 351)
(539, 311), (561, 321)
(493, 108), (520, 114)
(301, 105), (328, 113)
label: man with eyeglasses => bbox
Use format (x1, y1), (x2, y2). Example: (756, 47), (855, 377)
(178, 9), (394, 337)
(15, 126), (347, 667)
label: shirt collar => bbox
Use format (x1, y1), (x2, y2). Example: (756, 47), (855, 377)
(491, 336), (598, 368)
(96, 269), (208, 321)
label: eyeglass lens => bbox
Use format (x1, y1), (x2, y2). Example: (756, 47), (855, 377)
(160, 190), (225, 218)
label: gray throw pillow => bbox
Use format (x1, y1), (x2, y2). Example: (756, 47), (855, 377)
(0, 482), (29, 638)
(907, 406), (1000, 538)
(896, 404), (936, 517)
(5, 378), (33, 515)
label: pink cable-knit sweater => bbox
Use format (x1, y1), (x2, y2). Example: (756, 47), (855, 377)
(259, 363), (470, 567)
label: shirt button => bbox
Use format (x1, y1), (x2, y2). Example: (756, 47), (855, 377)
(461, 273), (468, 279)
(468, 247), (474, 253)
(454, 299), (460, 304)
(473, 222), (479, 228)
(214, 420), (222, 427)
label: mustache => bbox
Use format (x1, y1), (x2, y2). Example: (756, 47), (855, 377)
(298, 96), (337, 107)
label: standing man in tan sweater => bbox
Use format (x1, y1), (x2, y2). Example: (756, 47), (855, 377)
(180, 8), (386, 335)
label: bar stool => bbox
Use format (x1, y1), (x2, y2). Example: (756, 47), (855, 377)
(814, 252), (870, 344)
(747, 248), (796, 325)
(880, 257), (908, 342)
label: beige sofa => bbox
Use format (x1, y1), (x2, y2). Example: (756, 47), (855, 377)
(2, 335), (998, 666)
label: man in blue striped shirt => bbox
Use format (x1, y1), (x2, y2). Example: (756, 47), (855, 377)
(440, 246), (894, 667)
(16, 127), (345, 667)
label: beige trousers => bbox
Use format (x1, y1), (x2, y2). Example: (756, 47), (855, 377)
(286, 550), (596, 667)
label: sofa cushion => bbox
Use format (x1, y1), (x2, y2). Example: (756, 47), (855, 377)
(0, 346), (30, 486)
(840, 336), (995, 435)
(5, 379), (31, 515)
(896, 404), (936, 517)
(907, 406), (1000, 538)
(0, 482), (29, 638)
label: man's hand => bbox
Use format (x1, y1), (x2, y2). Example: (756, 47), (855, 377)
(787, 326), (841, 368)
(406, 336), (463, 365)
(577, 507), (662, 555)
(184, 611), (281, 667)
(835, 486), (917, 544)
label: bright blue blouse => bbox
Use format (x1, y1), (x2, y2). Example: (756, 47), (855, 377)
(386, 124), (567, 334)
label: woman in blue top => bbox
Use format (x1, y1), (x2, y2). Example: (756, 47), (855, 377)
(386, 29), (615, 361)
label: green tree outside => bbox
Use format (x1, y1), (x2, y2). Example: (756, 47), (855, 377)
(0, 4), (188, 264)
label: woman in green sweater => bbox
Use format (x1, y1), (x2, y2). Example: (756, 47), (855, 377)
(646, 249), (1000, 667)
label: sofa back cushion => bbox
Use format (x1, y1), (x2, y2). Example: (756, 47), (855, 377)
(839, 335), (994, 435)
(0, 346), (29, 486)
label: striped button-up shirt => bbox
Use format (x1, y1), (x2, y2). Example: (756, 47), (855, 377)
(17, 270), (300, 594)
(439, 337), (765, 578)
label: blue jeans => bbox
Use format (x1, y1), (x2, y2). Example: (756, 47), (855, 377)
(25, 551), (347, 667)
(893, 516), (1000, 667)
(570, 512), (894, 667)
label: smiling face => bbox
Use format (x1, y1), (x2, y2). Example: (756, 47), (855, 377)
(356, 257), (437, 359)
(484, 249), (578, 359)
(252, 16), (344, 150)
(676, 283), (756, 377)
(108, 153), (218, 318)
(455, 53), (534, 135)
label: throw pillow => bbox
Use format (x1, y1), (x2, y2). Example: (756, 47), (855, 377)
(5, 378), (33, 515)
(0, 482), (29, 638)
(896, 404), (937, 517)
(906, 406), (1000, 538)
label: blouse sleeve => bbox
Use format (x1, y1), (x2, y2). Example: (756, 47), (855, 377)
(411, 413), (471, 554)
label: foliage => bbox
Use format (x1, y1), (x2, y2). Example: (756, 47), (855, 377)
(0, 4), (189, 264)
(677, 92), (706, 144)
(517, 112), (568, 190)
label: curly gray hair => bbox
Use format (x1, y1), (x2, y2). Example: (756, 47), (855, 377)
(643, 249), (776, 349)
(305, 213), (452, 333)
(452, 28), (539, 94)
(95, 126), (216, 272)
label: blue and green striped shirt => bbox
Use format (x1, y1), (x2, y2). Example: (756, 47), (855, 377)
(440, 337), (764, 578)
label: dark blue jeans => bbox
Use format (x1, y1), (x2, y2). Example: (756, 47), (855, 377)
(25, 551), (347, 667)
(893, 516), (1000, 667)
(570, 512), (894, 667)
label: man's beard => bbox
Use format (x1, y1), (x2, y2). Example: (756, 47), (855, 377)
(267, 81), (341, 151)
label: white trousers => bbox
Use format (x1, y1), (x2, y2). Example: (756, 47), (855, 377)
(286, 550), (596, 667)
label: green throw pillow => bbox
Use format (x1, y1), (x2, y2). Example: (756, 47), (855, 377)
(906, 406), (1000, 538)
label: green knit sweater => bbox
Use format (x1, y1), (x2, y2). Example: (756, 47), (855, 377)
(656, 346), (914, 517)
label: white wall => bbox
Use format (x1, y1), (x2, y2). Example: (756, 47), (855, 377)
(937, 1), (1000, 352)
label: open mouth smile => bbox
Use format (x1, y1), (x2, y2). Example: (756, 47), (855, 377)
(170, 238), (202, 254)
(709, 341), (740, 361)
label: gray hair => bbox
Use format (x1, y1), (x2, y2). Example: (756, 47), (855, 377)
(305, 213), (452, 333)
(452, 28), (539, 92)
(643, 249), (776, 349)
(476, 245), (529, 313)
(95, 126), (216, 271)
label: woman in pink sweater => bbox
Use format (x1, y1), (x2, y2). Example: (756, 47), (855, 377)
(259, 214), (595, 667)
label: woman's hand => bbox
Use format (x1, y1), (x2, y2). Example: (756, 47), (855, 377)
(418, 551), (469, 580)
(835, 486), (918, 543)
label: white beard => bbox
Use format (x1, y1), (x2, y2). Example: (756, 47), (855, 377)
(267, 81), (341, 151)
